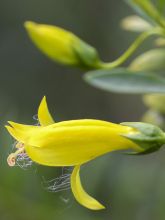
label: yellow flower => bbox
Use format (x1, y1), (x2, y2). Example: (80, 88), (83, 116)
(24, 21), (101, 69)
(5, 97), (165, 210)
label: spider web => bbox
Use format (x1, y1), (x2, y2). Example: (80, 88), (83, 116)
(42, 167), (73, 192)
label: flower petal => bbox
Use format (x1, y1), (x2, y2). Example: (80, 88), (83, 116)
(23, 123), (140, 166)
(8, 121), (39, 132)
(49, 119), (130, 130)
(5, 126), (23, 142)
(6, 122), (41, 144)
(71, 165), (105, 210)
(38, 96), (54, 126)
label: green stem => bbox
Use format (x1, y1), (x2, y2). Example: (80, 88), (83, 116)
(99, 29), (164, 69)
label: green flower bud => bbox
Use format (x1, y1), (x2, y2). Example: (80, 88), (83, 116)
(121, 122), (165, 154)
(24, 21), (101, 69)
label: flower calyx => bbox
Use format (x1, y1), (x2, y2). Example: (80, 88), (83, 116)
(121, 122), (165, 155)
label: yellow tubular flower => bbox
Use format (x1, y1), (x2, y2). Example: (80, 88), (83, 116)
(6, 97), (165, 210)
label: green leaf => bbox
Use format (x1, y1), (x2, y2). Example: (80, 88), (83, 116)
(158, 0), (165, 14)
(125, 0), (155, 24)
(129, 49), (165, 72)
(84, 68), (165, 94)
(126, 0), (165, 29)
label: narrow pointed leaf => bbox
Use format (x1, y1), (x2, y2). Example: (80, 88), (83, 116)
(158, 0), (165, 14)
(84, 68), (165, 94)
(125, 0), (155, 24)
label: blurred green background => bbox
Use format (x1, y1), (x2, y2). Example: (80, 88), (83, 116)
(0, 0), (165, 219)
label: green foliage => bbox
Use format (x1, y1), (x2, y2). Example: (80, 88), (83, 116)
(125, 0), (156, 23)
(84, 68), (165, 94)
(127, 0), (165, 28)
(158, 0), (165, 14)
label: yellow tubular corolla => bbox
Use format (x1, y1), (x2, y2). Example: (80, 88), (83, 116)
(6, 96), (141, 210)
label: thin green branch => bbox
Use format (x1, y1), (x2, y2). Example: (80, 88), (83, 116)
(99, 28), (164, 69)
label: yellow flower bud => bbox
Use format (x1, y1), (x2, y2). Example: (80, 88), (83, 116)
(129, 49), (165, 72)
(24, 21), (101, 69)
(142, 110), (164, 129)
(121, 15), (151, 32)
(143, 94), (165, 114)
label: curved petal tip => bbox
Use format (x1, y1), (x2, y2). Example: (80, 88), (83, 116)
(71, 165), (105, 210)
(38, 96), (54, 126)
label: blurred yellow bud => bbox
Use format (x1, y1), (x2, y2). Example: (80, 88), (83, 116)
(143, 94), (165, 114)
(121, 15), (152, 32)
(142, 109), (164, 129)
(129, 49), (165, 72)
(24, 21), (101, 69)
(155, 38), (165, 47)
